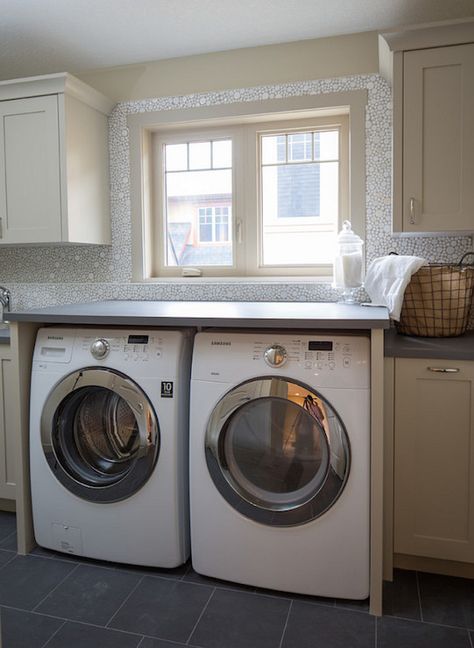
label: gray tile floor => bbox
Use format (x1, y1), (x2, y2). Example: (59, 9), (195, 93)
(0, 511), (473, 647)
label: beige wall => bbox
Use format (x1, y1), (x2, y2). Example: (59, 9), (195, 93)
(78, 31), (378, 102)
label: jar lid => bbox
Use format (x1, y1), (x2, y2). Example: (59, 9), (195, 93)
(336, 220), (364, 245)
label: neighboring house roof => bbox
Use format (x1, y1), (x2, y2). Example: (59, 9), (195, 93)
(167, 222), (192, 264)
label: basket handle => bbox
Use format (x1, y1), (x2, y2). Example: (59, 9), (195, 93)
(459, 251), (474, 267)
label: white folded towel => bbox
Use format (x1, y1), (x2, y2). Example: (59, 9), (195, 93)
(364, 255), (427, 321)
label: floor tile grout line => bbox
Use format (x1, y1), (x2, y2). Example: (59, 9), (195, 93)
(105, 575), (145, 628)
(31, 562), (80, 613)
(39, 619), (67, 648)
(278, 598), (293, 648)
(384, 611), (474, 633)
(415, 571), (424, 622)
(185, 587), (216, 645)
(180, 562), (193, 580)
(0, 529), (16, 549)
(0, 550), (17, 572)
(0, 603), (148, 638)
(17, 551), (80, 567)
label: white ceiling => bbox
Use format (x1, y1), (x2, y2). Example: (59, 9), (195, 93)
(0, 0), (473, 80)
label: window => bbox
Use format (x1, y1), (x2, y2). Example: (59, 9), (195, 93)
(163, 138), (233, 267)
(129, 91), (366, 280)
(260, 129), (340, 266)
(198, 207), (231, 243)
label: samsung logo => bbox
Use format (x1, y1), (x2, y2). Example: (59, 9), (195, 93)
(47, 335), (64, 340)
(211, 341), (231, 346)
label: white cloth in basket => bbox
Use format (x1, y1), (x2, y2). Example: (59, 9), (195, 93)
(364, 255), (427, 320)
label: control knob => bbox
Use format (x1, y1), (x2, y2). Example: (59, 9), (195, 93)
(90, 338), (110, 360)
(263, 344), (287, 367)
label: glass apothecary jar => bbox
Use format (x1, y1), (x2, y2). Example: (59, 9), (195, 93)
(333, 221), (364, 304)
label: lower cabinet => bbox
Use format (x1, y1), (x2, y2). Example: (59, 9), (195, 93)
(394, 357), (474, 563)
(0, 342), (15, 501)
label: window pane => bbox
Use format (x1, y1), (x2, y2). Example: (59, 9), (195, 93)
(261, 135), (283, 164)
(165, 143), (187, 171)
(165, 169), (232, 267)
(212, 140), (232, 168)
(262, 164), (321, 219)
(288, 133), (312, 162)
(215, 215), (229, 242)
(199, 219), (213, 242)
(189, 141), (211, 170)
(315, 130), (339, 161)
(261, 161), (338, 266)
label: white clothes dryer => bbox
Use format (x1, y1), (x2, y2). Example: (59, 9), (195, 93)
(189, 331), (370, 599)
(30, 327), (193, 567)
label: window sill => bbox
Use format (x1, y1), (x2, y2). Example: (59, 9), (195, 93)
(136, 275), (333, 285)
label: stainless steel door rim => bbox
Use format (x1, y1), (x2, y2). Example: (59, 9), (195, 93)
(41, 367), (159, 503)
(205, 376), (350, 527)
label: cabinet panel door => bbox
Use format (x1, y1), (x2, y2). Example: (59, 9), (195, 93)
(0, 95), (62, 243)
(394, 358), (474, 562)
(0, 353), (15, 500)
(403, 43), (474, 233)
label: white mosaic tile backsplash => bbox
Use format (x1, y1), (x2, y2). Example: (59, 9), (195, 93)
(1, 73), (472, 311)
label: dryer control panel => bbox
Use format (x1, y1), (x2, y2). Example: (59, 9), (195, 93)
(192, 332), (370, 389)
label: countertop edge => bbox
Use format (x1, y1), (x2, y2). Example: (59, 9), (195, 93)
(6, 300), (391, 329)
(384, 328), (474, 361)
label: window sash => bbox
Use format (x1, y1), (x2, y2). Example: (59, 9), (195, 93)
(150, 114), (350, 278)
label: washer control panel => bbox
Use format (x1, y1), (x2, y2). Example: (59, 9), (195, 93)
(81, 333), (163, 362)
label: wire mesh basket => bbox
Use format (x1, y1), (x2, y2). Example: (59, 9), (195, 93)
(395, 252), (474, 337)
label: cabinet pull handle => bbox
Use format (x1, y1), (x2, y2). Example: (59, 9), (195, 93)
(427, 367), (460, 373)
(409, 198), (416, 225)
(0, 218), (2, 238)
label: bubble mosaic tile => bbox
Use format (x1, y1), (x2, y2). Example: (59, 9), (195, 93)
(0, 73), (471, 312)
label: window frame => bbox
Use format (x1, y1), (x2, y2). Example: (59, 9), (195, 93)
(153, 126), (242, 276)
(129, 90), (367, 281)
(248, 117), (349, 275)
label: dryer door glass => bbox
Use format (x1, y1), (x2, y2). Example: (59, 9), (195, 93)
(41, 368), (159, 503)
(205, 377), (349, 526)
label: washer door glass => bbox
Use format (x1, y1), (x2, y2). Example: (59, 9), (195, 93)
(42, 368), (159, 503)
(205, 377), (350, 526)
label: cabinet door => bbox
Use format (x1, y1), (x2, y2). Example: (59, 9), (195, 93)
(0, 351), (15, 500)
(0, 95), (62, 243)
(394, 358), (474, 563)
(402, 43), (474, 233)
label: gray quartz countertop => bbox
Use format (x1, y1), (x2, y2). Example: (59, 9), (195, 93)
(385, 328), (474, 360)
(6, 300), (390, 329)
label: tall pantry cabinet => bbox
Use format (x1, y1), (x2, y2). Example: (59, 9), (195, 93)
(0, 73), (113, 245)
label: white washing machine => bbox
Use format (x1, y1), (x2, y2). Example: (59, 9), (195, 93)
(30, 327), (193, 567)
(190, 331), (370, 599)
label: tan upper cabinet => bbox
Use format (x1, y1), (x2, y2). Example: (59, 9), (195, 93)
(380, 19), (474, 234)
(393, 357), (474, 564)
(0, 73), (114, 245)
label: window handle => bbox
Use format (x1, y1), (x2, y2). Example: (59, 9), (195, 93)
(236, 219), (243, 244)
(427, 367), (460, 373)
